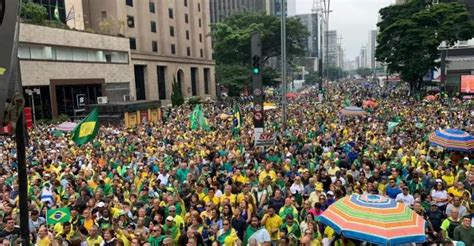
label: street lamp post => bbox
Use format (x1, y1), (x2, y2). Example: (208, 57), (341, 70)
(281, 0), (288, 130)
(25, 88), (40, 123)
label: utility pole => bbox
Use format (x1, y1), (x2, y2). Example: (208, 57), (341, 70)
(313, 0), (324, 93)
(337, 35), (343, 80)
(281, 0), (288, 130)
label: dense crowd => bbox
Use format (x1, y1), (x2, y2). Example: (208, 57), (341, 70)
(0, 80), (473, 246)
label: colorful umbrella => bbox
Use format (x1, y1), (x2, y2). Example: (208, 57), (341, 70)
(363, 100), (377, 108)
(56, 122), (77, 132)
(319, 194), (426, 245)
(286, 92), (298, 99)
(340, 106), (366, 116)
(424, 95), (436, 101)
(429, 128), (474, 152)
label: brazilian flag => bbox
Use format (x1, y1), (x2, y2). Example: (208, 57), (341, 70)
(232, 103), (242, 136)
(47, 207), (71, 225)
(71, 107), (99, 146)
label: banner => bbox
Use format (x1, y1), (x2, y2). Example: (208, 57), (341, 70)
(254, 128), (276, 147)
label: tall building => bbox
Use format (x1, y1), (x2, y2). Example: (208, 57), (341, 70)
(336, 45), (344, 69)
(294, 13), (319, 57)
(367, 30), (377, 69)
(83, 0), (216, 101)
(287, 0), (297, 16)
(360, 46), (368, 68)
(209, 0), (266, 23)
(325, 30), (338, 67)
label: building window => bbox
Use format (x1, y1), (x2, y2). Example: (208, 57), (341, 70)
(130, 38), (137, 50)
(127, 16), (135, 28)
(171, 44), (176, 54)
(199, 19), (201, 27)
(204, 68), (210, 94)
(187, 47), (191, 56)
(157, 66), (167, 100)
(126, 0), (133, 7)
(101, 11), (107, 18)
(168, 8), (173, 18)
(149, 2), (155, 13)
(185, 14), (189, 23)
(184, 0), (188, 7)
(186, 30), (190, 40)
(151, 21), (157, 33)
(200, 49), (203, 58)
(152, 41), (158, 52)
(198, 3), (201, 12)
(199, 34), (202, 42)
(170, 26), (175, 37)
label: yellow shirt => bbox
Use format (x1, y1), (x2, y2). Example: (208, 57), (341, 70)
(258, 170), (276, 183)
(263, 215), (283, 241)
(442, 175), (455, 187)
(203, 196), (220, 206)
(220, 193), (237, 205)
(447, 187), (464, 198)
(36, 236), (51, 246)
(197, 192), (206, 201)
(86, 235), (104, 246)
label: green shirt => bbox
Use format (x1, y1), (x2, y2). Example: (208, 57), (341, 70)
(243, 226), (258, 246)
(453, 225), (474, 246)
(147, 235), (165, 246)
(176, 168), (189, 183)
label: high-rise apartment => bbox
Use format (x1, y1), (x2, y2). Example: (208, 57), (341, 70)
(367, 30), (377, 69)
(325, 30), (338, 67)
(209, 0), (295, 23)
(294, 13), (319, 58)
(83, 0), (216, 101)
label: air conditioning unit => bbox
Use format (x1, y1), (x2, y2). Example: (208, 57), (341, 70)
(97, 96), (108, 104)
(123, 95), (133, 102)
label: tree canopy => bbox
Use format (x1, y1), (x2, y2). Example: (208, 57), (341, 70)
(211, 11), (308, 94)
(376, 0), (474, 92)
(356, 67), (372, 78)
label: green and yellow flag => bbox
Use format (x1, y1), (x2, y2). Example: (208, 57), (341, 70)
(190, 105), (210, 131)
(71, 108), (99, 146)
(47, 207), (71, 225)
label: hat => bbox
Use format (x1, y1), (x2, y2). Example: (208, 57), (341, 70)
(327, 191), (334, 196)
(315, 184), (323, 191)
(97, 202), (105, 208)
(166, 216), (174, 222)
(464, 157), (469, 161)
(435, 179), (442, 183)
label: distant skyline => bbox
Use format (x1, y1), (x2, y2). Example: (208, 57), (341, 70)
(294, 0), (395, 60)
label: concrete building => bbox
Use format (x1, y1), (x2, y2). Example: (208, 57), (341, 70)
(294, 13), (319, 57)
(325, 30), (338, 67)
(209, 0), (266, 23)
(367, 30), (377, 69)
(336, 45), (344, 69)
(360, 46), (368, 68)
(18, 23), (133, 118)
(83, 0), (216, 101)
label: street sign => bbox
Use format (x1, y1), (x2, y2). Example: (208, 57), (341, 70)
(254, 111), (263, 121)
(76, 94), (86, 108)
(253, 88), (263, 97)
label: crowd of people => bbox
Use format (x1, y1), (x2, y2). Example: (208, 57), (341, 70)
(0, 80), (472, 246)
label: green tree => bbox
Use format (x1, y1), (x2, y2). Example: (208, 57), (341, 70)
(21, 1), (47, 24)
(304, 71), (320, 85)
(376, 0), (474, 93)
(171, 77), (184, 107)
(356, 67), (372, 78)
(211, 11), (308, 93)
(325, 66), (346, 81)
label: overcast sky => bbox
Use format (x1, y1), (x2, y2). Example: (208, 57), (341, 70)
(294, 0), (395, 60)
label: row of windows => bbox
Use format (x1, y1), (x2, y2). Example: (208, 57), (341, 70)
(126, 16), (203, 41)
(129, 38), (204, 57)
(18, 44), (129, 63)
(127, 0), (200, 13)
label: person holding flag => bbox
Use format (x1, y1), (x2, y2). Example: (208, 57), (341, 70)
(232, 103), (242, 136)
(71, 107), (99, 146)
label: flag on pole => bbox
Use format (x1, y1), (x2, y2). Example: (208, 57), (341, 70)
(66, 5), (75, 22)
(54, 1), (60, 20)
(46, 207), (71, 225)
(232, 103), (242, 135)
(71, 108), (99, 146)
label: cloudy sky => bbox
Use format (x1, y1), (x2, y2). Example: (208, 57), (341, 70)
(293, 0), (395, 60)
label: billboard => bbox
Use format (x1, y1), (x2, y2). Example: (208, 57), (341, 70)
(461, 75), (474, 94)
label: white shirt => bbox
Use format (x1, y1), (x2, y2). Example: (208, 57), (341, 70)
(395, 193), (414, 207)
(290, 183), (304, 195)
(430, 189), (448, 206)
(157, 173), (169, 185)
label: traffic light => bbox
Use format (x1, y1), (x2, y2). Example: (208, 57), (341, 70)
(252, 55), (261, 75)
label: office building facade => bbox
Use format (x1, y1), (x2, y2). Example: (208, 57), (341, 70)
(294, 13), (319, 58)
(83, 0), (216, 101)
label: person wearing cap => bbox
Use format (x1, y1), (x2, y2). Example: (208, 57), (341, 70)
(453, 215), (474, 246)
(395, 186), (414, 207)
(163, 216), (180, 243)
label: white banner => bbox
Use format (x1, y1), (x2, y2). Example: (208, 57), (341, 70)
(254, 128), (276, 147)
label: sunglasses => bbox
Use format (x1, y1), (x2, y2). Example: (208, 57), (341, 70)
(223, 223), (229, 226)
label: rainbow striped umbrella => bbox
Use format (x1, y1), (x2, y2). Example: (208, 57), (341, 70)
(340, 106), (366, 116)
(429, 128), (474, 152)
(319, 195), (426, 245)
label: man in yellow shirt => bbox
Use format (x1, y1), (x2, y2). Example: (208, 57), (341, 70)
(36, 226), (52, 246)
(203, 188), (220, 206)
(261, 206), (282, 242)
(259, 164), (277, 183)
(86, 225), (104, 246)
(220, 185), (237, 205)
